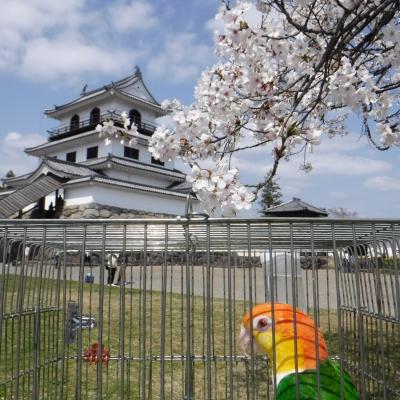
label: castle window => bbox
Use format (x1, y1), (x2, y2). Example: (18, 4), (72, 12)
(90, 107), (100, 125)
(151, 156), (164, 166)
(124, 146), (139, 160)
(70, 114), (80, 131)
(129, 109), (141, 128)
(66, 151), (76, 162)
(86, 146), (98, 160)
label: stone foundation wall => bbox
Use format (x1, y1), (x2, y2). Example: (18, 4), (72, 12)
(60, 202), (175, 219)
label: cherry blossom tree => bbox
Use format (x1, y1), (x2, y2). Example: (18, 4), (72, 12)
(146, 0), (400, 215)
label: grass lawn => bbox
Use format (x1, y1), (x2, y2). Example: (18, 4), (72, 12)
(1, 272), (399, 399)
(1, 272), (269, 399)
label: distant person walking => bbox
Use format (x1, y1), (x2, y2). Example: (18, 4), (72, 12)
(53, 251), (61, 268)
(84, 251), (92, 267)
(24, 246), (30, 261)
(343, 254), (352, 272)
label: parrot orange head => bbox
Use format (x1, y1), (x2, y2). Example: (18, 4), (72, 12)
(240, 303), (329, 383)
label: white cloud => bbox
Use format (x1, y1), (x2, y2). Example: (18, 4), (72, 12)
(205, 17), (224, 33)
(364, 176), (400, 191)
(0, 0), (86, 67)
(234, 150), (390, 179)
(317, 134), (367, 153)
(0, 0), (215, 85)
(232, 139), (394, 206)
(0, 132), (45, 177)
(148, 33), (214, 83)
(329, 191), (347, 200)
(0, 0), (139, 82)
(109, 1), (158, 32)
(310, 153), (390, 176)
(19, 35), (136, 82)
(0, 0), (85, 36)
(4, 132), (44, 149)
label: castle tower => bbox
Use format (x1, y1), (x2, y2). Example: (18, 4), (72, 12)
(0, 68), (193, 219)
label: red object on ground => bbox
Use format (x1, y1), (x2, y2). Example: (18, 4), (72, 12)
(83, 342), (109, 365)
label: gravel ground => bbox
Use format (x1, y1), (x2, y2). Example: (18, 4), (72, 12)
(1, 257), (397, 316)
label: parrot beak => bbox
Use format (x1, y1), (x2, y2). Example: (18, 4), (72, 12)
(240, 324), (251, 356)
(240, 324), (262, 356)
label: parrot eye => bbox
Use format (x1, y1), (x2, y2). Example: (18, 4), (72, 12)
(253, 316), (271, 332)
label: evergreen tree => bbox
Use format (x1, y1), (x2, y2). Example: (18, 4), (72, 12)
(259, 175), (283, 216)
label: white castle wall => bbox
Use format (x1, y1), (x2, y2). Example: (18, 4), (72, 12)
(48, 139), (109, 162)
(64, 184), (188, 216)
(48, 139), (174, 170)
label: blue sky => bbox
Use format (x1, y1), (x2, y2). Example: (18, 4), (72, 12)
(0, 0), (399, 217)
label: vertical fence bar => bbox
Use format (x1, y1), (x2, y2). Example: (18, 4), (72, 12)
(289, 223), (300, 400)
(75, 225), (87, 400)
(14, 228), (27, 399)
(246, 223), (255, 400)
(310, 223), (321, 400)
(226, 223), (234, 400)
(127, 239), (135, 399)
(147, 234), (154, 400)
(32, 226), (47, 400)
(97, 224), (106, 400)
(263, 227), (270, 304)
(184, 220), (193, 400)
(141, 223), (148, 400)
(372, 226), (387, 399)
(160, 224), (168, 399)
(180, 242), (185, 397)
(33, 305), (41, 400)
(352, 223), (366, 399)
(59, 226), (67, 400)
(0, 228), (8, 369)
(267, 222), (277, 398)
(53, 239), (62, 399)
(120, 223), (127, 400)
(332, 224), (345, 400)
(206, 222), (212, 400)
(284, 252), (288, 304)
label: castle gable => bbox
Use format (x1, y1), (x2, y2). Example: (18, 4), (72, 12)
(44, 67), (163, 118)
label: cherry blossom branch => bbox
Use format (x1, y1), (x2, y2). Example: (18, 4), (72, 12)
(147, 0), (400, 215)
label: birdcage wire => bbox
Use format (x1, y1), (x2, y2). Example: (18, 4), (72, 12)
(0, 218), (399, 399)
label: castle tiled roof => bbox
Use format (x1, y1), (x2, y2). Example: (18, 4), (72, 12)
(263, 197), (328, 217)
(44, 67), (166, 117)
(0, 157), (193, 219)
(0, 175), (65, 219)
(64, 175), (192, 198)
(2, 157), (97, 189)
(84, 155), (186, 182)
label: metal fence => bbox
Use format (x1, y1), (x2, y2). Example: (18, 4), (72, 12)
(0, 218), (399, 399)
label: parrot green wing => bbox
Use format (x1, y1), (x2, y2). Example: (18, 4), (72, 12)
(276, 359), (359, 400)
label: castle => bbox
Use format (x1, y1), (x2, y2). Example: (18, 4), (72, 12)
(0, 68), (194, 219)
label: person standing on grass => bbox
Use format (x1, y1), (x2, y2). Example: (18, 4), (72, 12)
(106, 253), (119, 285)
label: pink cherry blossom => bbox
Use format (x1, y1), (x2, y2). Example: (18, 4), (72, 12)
(148, 0), (399, 214)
